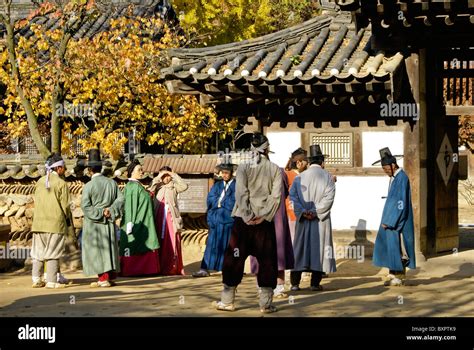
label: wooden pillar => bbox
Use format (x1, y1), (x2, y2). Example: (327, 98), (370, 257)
(404, 52), (427, 260)
(425, 47), (459, 255)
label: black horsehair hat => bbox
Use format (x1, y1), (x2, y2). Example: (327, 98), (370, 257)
(76, 148), (111, 169)
(217, 153), (236, 172)
(86, 149), (104, 167)
(372, 147), (404, 166)
(308, 144), (328, 163)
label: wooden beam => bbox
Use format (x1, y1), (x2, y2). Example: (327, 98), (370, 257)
(446, 105), (474, 115)
(204, 84), (226, 93)
(246, 97), (264, 105)
(248, 84), (263, 95)
(228, 84), (245, 94)
(166, 81), (201, 95)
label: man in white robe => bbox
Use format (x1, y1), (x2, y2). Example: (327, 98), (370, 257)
(289, 144), (336, 291)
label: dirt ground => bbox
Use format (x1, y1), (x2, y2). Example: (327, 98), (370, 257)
(1, 229), (473, 317)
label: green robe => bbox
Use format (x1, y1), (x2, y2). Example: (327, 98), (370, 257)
(81, 174), (124, 276)
(120, 180), (159, 256)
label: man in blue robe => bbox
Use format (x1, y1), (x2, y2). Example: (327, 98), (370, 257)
(193, 159), (236, 277)
(372, 147), (416, 286)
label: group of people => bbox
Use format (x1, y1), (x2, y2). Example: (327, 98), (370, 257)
(30, 149), (188, 289)
(209, 134), (339, 313)
(28, 132), (416, 315)
(208, 136), (415, 313)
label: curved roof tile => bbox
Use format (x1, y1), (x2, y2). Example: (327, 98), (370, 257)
(161, 2), (406, 111)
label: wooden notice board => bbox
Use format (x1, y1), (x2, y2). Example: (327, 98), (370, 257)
(177, 178), (210, 213)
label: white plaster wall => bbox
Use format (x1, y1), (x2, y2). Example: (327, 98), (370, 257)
(331, 176), (390, 230)
(266, 131), (302, 168)
(264, 131), (404, 230)
(362, 131), (404, 168)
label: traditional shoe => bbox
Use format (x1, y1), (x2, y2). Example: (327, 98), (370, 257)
(213, 301), (235, 312)
(384, 277), (403, 287)
(98, 280), (112, 288)
(260, 305), (277, 314)
(384, 273), (396, 282)
(290, 285), (300, 291)
(90, 280), (112, 288)
(391, 277), (404, 286)
(32, 281), (46, 288)
(192, 270), (210, 278)
(273, 285), (288, 298)
(45, 282), (66, 289)
(57, 273), (70, 284)
(274, 291), (288, 299)
(310, 285), (323, 291)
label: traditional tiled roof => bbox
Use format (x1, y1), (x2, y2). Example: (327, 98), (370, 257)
(0, 153), (219, 181)
(0, 155), (125, 181)
(337, 0), (474, 111)
(161, 2), (406, 113)
(1, 0), (177, 40)
(142, 154), (219, 174)
(337, 0), (474, 28)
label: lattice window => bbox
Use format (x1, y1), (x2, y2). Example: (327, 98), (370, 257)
(21, 136), (50, 154)
(67, 132), (90, 156)
(310, 133), (353, 166)
(442, 49), (473, 107)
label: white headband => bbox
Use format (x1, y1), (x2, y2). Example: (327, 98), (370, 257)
(250, 141), (269, 154)
(45, 160), (65, 189)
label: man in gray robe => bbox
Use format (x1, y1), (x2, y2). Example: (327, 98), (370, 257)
(214, 133), (282, 313)
(81, 149), (124, 287)
(289, 144), (336, 291)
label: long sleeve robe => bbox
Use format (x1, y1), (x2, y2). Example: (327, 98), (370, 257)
(373, 169), (416, 271)
(120, 181), (159, 255)
(201, 179), (236, 271)
(81, 174), (124, 276)
(118, 180), (160, 276)
(289, 164), (336, 273)
(231, 156), (282, 223)
(251, 168), (294, 273)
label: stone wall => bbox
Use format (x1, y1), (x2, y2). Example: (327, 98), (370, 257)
(0, 181), (85, 244)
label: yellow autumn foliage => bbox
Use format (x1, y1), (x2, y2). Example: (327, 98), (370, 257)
(0, 4), (237, 159)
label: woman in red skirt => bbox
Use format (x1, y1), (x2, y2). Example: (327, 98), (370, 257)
(150, 166), (188, 275)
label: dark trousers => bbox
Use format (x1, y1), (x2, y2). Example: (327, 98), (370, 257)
(290, 270), (323, 287)
(222, 217), (278, 289)
(389, 268), (406, 278)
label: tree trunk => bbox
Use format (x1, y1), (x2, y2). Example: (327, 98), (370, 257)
(3, 18), (50, 159)
(51, 32), (71, 154)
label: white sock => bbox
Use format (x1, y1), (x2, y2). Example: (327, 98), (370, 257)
(274, 284), (285, 294)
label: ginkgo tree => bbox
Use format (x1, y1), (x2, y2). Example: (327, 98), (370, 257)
(0, 0), (95, 158)
(62, 15), (236, 157)
(0, 0), (237, 159)
(173, 0), (321, 47)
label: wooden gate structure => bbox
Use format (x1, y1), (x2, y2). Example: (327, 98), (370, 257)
(161, 1), (473, 257)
